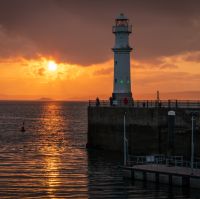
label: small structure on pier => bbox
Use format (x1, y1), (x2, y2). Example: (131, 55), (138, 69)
(112, 13), (133, 103)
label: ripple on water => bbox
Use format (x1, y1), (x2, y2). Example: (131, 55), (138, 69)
(0, 101), (199, 198)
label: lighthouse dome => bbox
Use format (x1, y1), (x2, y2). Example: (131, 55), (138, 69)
(116, 13), (128, 20)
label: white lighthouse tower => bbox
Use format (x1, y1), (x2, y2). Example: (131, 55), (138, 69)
(112, 13), (133, 103)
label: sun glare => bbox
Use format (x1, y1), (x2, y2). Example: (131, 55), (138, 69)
(47, 61), (57, 71)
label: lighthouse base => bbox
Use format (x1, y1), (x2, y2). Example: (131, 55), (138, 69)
(112, 92), (133, 106)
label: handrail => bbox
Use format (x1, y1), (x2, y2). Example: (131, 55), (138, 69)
(88, 100), (200, 109)
(127, 155), (200, 169)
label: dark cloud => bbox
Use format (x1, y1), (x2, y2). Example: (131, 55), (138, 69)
(183, 51), (200, 62)
(0, 0), (200, 65)
(0, 25), (37, 58)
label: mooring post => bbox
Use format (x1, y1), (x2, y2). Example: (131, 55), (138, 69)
(168, 111), (176, 156)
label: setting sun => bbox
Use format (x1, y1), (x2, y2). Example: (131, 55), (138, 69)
(47, 61), (57, 71)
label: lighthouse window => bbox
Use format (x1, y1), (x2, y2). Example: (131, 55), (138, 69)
(115, 78), (117, 83)
(120, 80), (124, 84)
(115, 61), (117, 65)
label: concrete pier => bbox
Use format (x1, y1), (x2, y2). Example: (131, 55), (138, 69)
(87, 100), (200, 158)
(122, 164), (200, 188)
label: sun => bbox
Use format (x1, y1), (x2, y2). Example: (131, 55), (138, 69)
(47, 61), (57, 71)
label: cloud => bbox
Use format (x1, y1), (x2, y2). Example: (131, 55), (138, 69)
(0, 25), (37, 59)
(159, 63), (178, 69)
(0, 0), (199, 65)
(132, 57), (178, 69)
(0, 51), (199, 100)
(38, 67), (45, 76)
(93, 67), (113, 76)
(182, 51), (200, 62)
(135, 91), (200, 100)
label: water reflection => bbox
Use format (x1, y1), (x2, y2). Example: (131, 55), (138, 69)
(0, 101), (89, 198)
(87, 150), (199, 199)
(0, 101), (199, 198)
(45, 154), (60, 198)
(35, 102), (63, 197)
(38, 102), (68, 146)
(35, 102), (88, 198)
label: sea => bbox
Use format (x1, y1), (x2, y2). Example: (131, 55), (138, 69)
(0, 101), (200, 199)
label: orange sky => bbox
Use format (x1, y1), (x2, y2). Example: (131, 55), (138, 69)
(0, 51), (200, 100)
(0, 0), (200, 100)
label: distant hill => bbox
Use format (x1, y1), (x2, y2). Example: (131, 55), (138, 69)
(37, 98), (54, 101)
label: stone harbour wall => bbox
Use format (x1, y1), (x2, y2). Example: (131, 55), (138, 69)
(87, 107), (200, 158)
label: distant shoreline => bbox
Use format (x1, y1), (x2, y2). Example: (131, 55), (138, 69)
(0, 99), (88, 102)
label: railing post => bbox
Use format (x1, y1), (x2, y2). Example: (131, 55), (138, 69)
(176, 100), (178, 109)
(132, 100), (134, 107)
(191, 114), (196, 174)
(168, 100), (171, 109)
(88, 99), (200, 108)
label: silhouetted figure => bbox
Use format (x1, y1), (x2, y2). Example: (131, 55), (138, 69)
(109, 96), (113, 106)
(96, 97), (100, 106)
(21, 121), (26, 132)
(123, 97), (128, 105)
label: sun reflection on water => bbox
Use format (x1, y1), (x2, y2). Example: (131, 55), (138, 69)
(0, 101), (89, 198)
(38, 102), (66, 197)
(44, 148), (61, 198)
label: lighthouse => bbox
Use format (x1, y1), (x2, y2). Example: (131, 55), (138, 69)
(112, 13), (133, 103)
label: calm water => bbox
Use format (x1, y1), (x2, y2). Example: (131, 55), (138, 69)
(0, 101), (199, 199)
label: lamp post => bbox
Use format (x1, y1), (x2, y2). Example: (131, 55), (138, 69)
(191, 114), (195, 174)
(123, 112), (128, 166)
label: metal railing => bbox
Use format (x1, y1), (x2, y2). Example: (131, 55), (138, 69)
(127, 155), (200, 169)
(112, 25), (132, 33)
(89, 100), (200, 109)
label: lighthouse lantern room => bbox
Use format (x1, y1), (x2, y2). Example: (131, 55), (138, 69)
(112, 13), (133, 103)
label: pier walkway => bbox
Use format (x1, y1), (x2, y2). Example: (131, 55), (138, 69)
(89, 100), (200, 109)
(122, 155), (200, 188)
(124, 164), (200, 177)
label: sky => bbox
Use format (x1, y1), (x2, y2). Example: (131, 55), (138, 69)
(0, 0), (200, 100)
